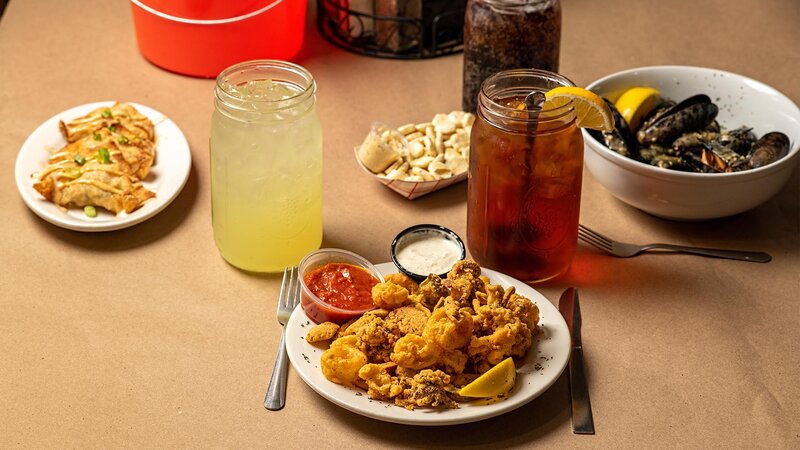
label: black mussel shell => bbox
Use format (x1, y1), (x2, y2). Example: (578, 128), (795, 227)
(748, 132), (790, 168)
(588, 98), (638, 159)
(637, 94), (719, 145)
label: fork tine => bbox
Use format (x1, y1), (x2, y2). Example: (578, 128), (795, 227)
(578, 225), (613, 245)
(285, 266), (296, 309)
(277, 267), (289, 312)
(578, 229), (613, 252)
(578, 231), (603, 248)
(292, 267), (301, 308)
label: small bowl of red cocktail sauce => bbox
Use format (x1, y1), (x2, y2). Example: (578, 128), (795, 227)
(298, 249), (384, 324)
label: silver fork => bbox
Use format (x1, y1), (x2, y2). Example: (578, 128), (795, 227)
(578, 224), (772, 263)
(264, 266), (301, 411)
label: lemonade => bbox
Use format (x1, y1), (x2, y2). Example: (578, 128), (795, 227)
(210, 61), (322, 272)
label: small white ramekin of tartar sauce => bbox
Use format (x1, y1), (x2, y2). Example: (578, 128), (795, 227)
(391, 224), (466, 279)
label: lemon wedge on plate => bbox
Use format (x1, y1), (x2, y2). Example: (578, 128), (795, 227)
(458, 357), (517, 398)
(614, 87), (661, 131)
(544, 86), (615, 132)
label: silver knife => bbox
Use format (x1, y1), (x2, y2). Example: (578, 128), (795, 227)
(558, 287), (595, 434)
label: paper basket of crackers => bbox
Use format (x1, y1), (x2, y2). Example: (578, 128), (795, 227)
(355, 111), (474, 200)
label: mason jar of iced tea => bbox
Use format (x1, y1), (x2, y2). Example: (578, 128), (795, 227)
(467, 69), (583, 283)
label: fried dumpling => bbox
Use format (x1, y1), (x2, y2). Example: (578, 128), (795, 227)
(33, 160), (154, 214)
(59, 102), (155, 144)
(49, 127), (156, 179)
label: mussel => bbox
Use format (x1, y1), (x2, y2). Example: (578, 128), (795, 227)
(590, 99), (637, 159)
(721, 127), (757, 156)
(700, 141), (748, 173)
(748, 132), (790, 168)
(589, 90), (791, 174)
(637, 94), (719, 146)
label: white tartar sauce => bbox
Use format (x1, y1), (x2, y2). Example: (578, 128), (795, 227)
(396, 232), (462, 275)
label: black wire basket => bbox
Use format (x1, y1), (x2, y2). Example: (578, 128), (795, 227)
(317, 0), (466, 59)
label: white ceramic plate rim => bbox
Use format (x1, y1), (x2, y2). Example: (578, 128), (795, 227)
(583, 65), (800, 181)
(285, 262), (571, 426)
(14, 101), (192, 232)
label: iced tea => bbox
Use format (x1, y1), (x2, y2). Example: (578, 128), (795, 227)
(467, 70), (583, 282)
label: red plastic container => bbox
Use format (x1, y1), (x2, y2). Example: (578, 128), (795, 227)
(130, 0), (307, 78)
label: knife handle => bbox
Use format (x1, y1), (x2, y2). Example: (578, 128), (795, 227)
(569, 345), (595, 434)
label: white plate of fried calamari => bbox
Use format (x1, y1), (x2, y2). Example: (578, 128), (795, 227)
(15, 101), (191, 232)
(285, 262), (571, 426)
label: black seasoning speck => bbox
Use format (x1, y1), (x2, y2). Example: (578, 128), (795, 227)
(302, 353), (310, 363)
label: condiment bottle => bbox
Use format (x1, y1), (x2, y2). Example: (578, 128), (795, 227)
(210, 60), (323, 272)
(462, 0), (561, 113)
(467, 69), (582, 283)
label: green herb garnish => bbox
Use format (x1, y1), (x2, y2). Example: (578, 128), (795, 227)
(118, 135), (129, 145)
(97, 147), (111, 164)
(84, 206), (97, 218)
(93, 132), (102, 141)
(108, 125), (117, 133)
(73, 155), (86, 165)
(101, 109), (112, 118)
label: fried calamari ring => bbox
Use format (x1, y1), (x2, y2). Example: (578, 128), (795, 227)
(390, 334), (439, 370)
(321, 344), (368, 386)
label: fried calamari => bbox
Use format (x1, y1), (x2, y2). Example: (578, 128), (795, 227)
(316, 260), (540, 410)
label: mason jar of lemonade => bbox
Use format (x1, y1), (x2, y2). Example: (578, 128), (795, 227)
(210, 60), (322, 272)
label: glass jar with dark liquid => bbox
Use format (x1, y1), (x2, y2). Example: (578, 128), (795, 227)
(467, 69), (582, 283)
(462, 0), (561, 113)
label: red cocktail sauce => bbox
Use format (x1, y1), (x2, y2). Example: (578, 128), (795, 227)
(301, 263), (379, 323)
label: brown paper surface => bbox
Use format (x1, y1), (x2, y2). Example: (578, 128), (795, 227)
(1, 0), (798, 447)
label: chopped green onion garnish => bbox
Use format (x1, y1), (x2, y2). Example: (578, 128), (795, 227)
(108, 125), (117, 133)
(84, 206), (97, 218)
(97, 147), (111, 164)
(73, 155), (86, 165)
(101, 109), (112, 118)
(93, 132), (102, 141)
(118, 135), (129, 144)
(62, 168), (81, 179)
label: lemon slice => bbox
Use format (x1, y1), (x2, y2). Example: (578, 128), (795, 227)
(614, 87), (661, 131)
(458, 357), (516, 398)
(544, 86), (615, 132)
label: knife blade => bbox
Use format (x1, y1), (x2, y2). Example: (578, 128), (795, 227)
(558, 287), (595, 435)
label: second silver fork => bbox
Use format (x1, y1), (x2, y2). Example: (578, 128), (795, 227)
(578, 224), (772, 263)
(264, 266), (301, 411)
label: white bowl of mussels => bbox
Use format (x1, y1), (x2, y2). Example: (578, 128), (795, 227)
(583, 65), (800, 220)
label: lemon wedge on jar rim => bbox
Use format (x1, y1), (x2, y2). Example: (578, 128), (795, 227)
(543, 86), (615, 132)
(458, 357), (517, 398)
(614, 87), (661, 131)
